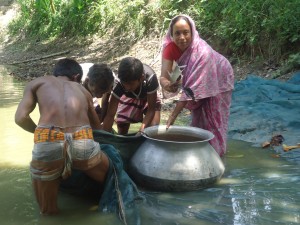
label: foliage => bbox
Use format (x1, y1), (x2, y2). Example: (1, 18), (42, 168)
(198, 0), (300, 61)
(8, 0), (300, 65)
(9, 0), (162, 40)
(272, 53), (300, 78)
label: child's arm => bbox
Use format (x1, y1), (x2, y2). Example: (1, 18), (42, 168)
(15, 81), (38, 133)
(87, 96), (102, 130)
(102, 95), (119, 132)
(100, 92), (111, 123)
(139, 92), (158, 132)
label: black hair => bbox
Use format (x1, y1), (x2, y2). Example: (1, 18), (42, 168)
(170, 15), (192, 37)
(87, 63), (114, 90)
(118, 57), (144, 83)
(53, 58), (83, 80)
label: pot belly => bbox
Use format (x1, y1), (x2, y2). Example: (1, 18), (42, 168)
(129, 172), (223, 192)
(129, 125), (225, 192)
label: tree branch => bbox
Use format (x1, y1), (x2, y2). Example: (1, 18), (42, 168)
(8, 50), (70, 65)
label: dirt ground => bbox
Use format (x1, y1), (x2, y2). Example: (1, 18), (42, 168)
(1, 33), (295, 82)
(0, 0), (296, 83)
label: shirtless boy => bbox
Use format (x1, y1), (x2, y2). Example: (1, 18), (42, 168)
(81, 63), (115, 123)
(15, 58), (109, 215)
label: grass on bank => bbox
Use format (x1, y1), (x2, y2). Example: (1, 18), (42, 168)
(7, 0), (300, 73)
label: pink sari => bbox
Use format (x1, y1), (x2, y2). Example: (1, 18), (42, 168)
(163, 15), (234, 156)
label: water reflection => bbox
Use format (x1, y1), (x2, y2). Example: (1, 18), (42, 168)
(0, 69), (25, 107)
(0, 67), (38, 167)
(0, 68), (299, 225)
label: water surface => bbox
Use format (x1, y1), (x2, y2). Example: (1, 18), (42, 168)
(0, 68), (299, 225)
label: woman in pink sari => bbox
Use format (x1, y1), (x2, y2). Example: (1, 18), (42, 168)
(160, 15), (234, 156)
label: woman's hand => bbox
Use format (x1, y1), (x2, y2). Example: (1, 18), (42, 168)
(166, 101), (188, 129)
(166, 114), (177, 129)
(163, 80), (180, 93)
(160, 67), (181, 93)
(135, 131), (142, 136)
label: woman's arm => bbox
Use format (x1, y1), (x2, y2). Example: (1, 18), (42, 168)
(166, 100), (187, 129)
(160, 58), (180, 93)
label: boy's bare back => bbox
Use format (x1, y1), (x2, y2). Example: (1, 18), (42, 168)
(15, 75), (101, 133)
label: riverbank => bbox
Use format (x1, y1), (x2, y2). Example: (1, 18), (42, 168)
(0, 1), (297, 83)
(1, 34), (297, 83)
(0, 1), (297, 125)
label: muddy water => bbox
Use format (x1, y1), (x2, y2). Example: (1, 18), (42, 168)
(0, 68), (299, 225)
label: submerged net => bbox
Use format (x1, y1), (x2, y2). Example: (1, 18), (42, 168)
(60, 143), (145, 224)
(93, 130), (145, 170)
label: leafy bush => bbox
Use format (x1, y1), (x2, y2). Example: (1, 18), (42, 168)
(8, 0), (300, 65)
(9, 0), (162, 39)
(196, 0), (300, 61)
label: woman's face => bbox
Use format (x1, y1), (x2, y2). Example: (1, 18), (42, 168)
(172, 18), (192, 52)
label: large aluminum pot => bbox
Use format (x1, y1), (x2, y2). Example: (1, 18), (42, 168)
(129, 125), (225, 192)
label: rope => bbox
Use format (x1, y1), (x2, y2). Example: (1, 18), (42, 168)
(62, 133), (73, 179)
(113, 165), (128, 225)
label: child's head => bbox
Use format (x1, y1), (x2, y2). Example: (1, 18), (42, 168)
(87, 63), (114, 98)
(53, 58), (83, 82)
(118, 57), (144, 92)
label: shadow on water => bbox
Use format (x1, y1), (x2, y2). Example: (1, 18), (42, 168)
(0, 66), (299, 225)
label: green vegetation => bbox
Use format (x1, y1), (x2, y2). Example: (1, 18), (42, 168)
(9, 0), (300, 69)
(9, 0), (164, 41)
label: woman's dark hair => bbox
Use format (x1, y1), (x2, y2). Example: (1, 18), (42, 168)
(118, 57), (144, 83)
(53, 58), (83, 80)
(170, 15), (192, 37)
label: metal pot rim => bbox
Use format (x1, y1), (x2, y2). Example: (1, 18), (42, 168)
(142, 125), (214, 143)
